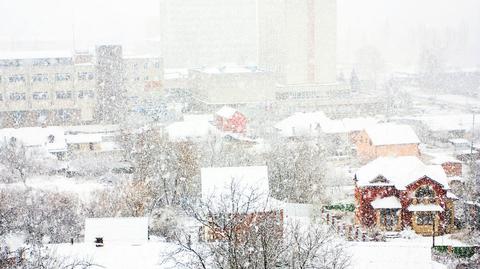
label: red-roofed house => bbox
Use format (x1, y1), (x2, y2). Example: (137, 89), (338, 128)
(215, 106), (247, 133)
(354, 156), (457, 235)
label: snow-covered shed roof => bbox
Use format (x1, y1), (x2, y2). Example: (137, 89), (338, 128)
(201, 166), (274, 213)
(84, 217), (149, 245)
(364, 123), (420, 146)
(0, 127), (67, 153)
(371, 196), (402, 209)
(65, 133), (103, 144)
(355, 156), (449, 190)
(166, 119), (215, 142)
(216, 106), (238, 119)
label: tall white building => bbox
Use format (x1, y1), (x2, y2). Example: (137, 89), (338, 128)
(159, 0), (257, 68)
(258, 0), (337, 86)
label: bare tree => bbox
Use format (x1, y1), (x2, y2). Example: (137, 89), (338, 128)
(266, 140), (327, 203)
(0, 245), (100, 269)
(163, 182), (349, 269)
(0, 140), (33, 184)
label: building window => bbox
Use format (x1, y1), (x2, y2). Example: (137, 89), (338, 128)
(32, 73), (49, 82)
(55, 73), (71, 81)
(33, 92), (48, 100)
(144, 63), (148, 69)
(56, 91), (72, 99)
(9, 92), (26, 101)
(78, 90), (95, 99)
(379, 209), (398, 229)
(56, 109), (72, 121)
(0, 94), (2, 101)
(416, 212), (434, 225)
(144, 76), (149, 81)
(33, 58), (51, 66)
(415, 186), (435, 199)
(8, 74), (25, 83)
(78, 72), (94, 80)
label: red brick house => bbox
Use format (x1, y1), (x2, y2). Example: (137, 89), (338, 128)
(353, 123), (420, 162)
(200, 166), (283, 241)
(215, 106), (247, 133)
(354, 156), (457, 235)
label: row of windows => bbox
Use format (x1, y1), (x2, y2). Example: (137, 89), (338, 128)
(276, 90), (329, 100)
(0, 72), (95, 83)
(0, 90), (95, 101)
(0, 58), (73, 67)
(131, 62), (161, 69)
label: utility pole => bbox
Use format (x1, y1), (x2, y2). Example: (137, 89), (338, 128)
(432, 214), (435, 248)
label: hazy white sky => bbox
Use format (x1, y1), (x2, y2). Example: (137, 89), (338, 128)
(0, 0), (479, 70)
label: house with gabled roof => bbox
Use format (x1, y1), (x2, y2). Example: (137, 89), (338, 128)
(353, 156), (457, 235)
(353, 123), (421, 162)
(215, 106), (247, 134)
(200, 166), (283, 241)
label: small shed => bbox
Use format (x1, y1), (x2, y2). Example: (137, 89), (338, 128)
(84, 217), (149, 245)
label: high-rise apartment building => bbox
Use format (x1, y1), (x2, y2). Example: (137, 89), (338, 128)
(159, 0), (257, 68)
(258, 0), (337, 86)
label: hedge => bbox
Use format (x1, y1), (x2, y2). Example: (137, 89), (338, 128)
(324, 203), (355, 212)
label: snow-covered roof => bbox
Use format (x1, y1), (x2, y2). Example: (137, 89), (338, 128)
(274, 111), (329, 137)
(428, 154), (461, 165)
(166, 120), (215, 142)
(0, 50), (72, 60)
(216, 106), (238, 119)
(365, 123), (420, 146)
(183, 114), (213, 122)
(407, 204), (444, 212)
(449, 138), (470, 145)
(371, 196), (402, 209)
(0, 127), (67, 153)
(355, 156), (449, 190)
(201, 166), (273, 213)
(84, 217), (149, 244)
(446, 191), (459, 200)
(65, 134), (103, 144)
(63, 124), (120, 135)
(275, 111), (378, 137)
(194, 65), (263, 74)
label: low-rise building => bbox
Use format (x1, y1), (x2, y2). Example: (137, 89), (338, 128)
(0, 49), (163, 127)
(200, 166), (283, 241)
(354, 123), (421, 162)
(189, 66), (277, 105)
(215, 106), (247, 134)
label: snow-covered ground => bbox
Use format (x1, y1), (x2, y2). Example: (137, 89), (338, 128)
(51, 237), (454, 269)
(52, 239), (175, 269)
